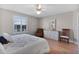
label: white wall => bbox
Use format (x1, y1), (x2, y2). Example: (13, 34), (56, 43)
(28, 17), (38, 34)
(39, 12), (73, 31)
(39, 12), (77, 42)
(0, 9), (38, 35)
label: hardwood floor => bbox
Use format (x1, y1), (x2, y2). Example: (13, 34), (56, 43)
(46, 39), (78, 54)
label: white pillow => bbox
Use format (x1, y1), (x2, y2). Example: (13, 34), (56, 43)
(0, 43), (6, 54)
(2, 33), (13, 42)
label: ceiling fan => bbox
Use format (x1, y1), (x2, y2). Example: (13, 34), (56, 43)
(35, 4), (45, 14)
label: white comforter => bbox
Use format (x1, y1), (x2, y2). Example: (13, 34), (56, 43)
(3, 34), (49, 54)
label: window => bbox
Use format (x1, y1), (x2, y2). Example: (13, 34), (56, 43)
(13, 16), (28, 33)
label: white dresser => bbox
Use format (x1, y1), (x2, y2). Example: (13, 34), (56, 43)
(44, 30), (59, 40)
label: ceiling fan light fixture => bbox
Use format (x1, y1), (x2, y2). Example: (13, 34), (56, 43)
(35, 4), (42, 15)
(37, 4), (42, 9)
(36, 10), (42, 14)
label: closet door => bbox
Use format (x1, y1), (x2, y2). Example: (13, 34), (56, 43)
(73, 12), (79, 44)
(77, 13), (79, 43)
(77, 15), (79, 41)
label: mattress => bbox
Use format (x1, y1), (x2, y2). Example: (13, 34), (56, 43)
(3, 34), (49, 54)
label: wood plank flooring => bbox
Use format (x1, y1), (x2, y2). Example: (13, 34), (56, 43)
(46, 39), (78, 54)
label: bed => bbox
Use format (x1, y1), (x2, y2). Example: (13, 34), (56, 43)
(0, 34), (49, 54)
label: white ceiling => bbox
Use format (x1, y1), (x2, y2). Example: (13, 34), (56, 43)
(0, 4), (78, 18)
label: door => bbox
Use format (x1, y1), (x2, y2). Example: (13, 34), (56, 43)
(78, 14), (79, 43)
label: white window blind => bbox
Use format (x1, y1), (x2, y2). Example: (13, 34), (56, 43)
(13, 16), (28, 33)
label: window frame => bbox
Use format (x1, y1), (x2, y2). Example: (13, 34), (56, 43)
(13, 15), (28, 34)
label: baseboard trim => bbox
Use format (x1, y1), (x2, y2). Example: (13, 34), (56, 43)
(45, 37), (79, 45)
